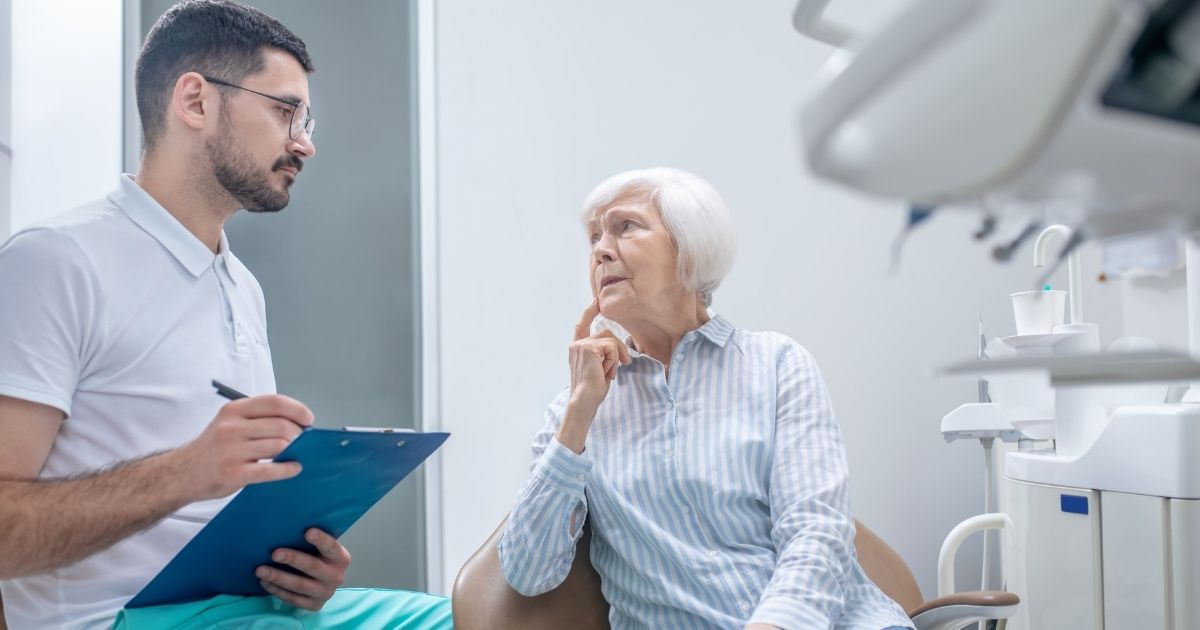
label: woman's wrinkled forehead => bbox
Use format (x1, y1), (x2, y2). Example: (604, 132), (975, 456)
(585, 189), (657, 230)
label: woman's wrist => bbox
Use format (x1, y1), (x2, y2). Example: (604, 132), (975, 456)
(566, 393), (602, 419)
(557, 400), (598, 454)
(554, 426), (587, 454)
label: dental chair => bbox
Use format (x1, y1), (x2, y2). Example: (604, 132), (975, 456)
(452, 518), (1018, 630)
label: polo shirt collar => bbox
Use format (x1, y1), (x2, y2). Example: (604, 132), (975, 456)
(108, 174), (229, 279)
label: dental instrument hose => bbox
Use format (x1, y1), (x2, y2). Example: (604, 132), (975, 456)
(980, 438), (995, 630)
(992, 220), (1042, 262)
(889, 205), (936, 273)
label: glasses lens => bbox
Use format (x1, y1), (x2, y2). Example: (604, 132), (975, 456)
(291, 103), (314, 140)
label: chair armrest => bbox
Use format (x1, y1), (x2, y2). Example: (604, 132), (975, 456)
(938, 512), (1012, 598)
(910, 591), (1019, 630)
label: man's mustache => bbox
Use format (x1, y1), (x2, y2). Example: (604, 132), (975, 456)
(273, 156), (304, 173)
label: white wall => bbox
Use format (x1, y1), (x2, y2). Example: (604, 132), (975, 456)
(426, 0), (1134, 598)
(8, 0), (123, 236)
(0, 0), (10, 149)
(1, 0), (12, 238)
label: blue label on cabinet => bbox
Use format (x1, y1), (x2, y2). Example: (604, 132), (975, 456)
(1060, 494), (1089, 515)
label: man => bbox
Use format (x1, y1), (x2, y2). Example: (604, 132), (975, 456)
(0, 2), (450, 628)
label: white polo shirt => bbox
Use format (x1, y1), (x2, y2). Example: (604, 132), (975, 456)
(0, 175), (277, 629)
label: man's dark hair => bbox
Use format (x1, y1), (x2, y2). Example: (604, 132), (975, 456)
(135, 0), (314, 152)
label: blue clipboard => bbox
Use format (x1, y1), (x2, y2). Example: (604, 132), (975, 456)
(125, 427), (449, 609)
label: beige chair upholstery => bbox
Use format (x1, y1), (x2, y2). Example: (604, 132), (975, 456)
(852, 520), (925, 613)
(452, 517), (1018, 630)
(452, 519), (609, 630)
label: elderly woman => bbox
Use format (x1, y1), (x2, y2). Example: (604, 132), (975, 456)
(499, 168), (912, 630)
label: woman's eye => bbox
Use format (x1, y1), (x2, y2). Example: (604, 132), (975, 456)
(589, 233), (601, 244)
(621, 220), (635, 231)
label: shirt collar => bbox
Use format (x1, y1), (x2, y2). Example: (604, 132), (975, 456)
(108, 174), (230, 280)
(626, 314), (736, 356)
(695, 314), (735, 348)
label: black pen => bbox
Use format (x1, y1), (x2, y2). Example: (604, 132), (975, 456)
(212, 379), (248, 401)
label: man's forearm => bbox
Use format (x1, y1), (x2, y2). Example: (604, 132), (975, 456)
(0, 450), (195, 579)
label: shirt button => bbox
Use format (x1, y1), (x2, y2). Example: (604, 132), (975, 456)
(681, 505), (690, 514)
(709, 550), (718, 557)
(741, 601), (751, 611)
(664, 449), (673, 459)
(576, 474), (585, 481)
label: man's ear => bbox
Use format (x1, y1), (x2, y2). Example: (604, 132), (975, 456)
(171, 72), (215, 132)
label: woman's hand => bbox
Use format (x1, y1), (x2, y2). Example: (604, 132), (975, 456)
(568, 301), (630, 410)
(557, 301), (630, 453)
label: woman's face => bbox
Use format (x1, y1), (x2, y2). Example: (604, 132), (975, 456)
(586, 194), (684, 324)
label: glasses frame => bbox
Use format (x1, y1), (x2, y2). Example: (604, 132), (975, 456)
(202, 75), (315, 140)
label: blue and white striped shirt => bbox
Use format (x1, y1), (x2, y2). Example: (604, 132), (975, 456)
(499, 316), (912, 629)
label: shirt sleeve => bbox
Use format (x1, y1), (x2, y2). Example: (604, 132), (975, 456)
(0, 228), (102, 416)
(749, 341), (857, 629)
(498, 387), (594, 596)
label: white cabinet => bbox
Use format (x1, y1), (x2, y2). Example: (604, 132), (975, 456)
(1003, 478), (1103, 629)
(1102, 492), (1170, 627)
(1173, 499), (1200, 628)
(1003, 478), (1200, 629)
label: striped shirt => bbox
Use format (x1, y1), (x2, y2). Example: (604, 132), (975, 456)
(499, 315), (913, 629)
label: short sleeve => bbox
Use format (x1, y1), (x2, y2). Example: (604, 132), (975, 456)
(0, 228), (103, 415)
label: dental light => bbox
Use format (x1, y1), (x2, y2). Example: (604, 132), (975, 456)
(797, 0), (1200, 247)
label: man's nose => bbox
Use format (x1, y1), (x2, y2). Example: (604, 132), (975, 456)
(288, 133), (316, 160)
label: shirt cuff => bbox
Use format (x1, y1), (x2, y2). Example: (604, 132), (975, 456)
(531, 436), (593, 497)
(749, 596), (832, 630)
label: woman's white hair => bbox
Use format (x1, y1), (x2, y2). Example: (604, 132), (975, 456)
(582, 167), (737, 307)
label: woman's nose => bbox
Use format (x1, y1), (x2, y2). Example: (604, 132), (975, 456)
(593, 237), (616, 262)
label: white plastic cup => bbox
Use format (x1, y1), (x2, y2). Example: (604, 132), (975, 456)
(1010, 290), (1067, 336)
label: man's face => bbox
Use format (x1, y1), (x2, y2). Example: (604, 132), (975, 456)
(205, 48), (316, 213)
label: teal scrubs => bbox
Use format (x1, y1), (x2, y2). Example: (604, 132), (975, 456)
(114, 588), (452, 629)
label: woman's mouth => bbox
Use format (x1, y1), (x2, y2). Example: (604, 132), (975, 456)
(600, 276), (628, 290)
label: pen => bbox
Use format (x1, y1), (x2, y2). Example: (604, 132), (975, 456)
(212, 379), (248, 401)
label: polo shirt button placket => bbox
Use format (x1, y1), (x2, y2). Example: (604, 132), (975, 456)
(233, 321), (250, 354)
(216, 257), (248, 354)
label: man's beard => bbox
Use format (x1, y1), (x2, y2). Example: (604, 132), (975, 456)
(205, 127), (300, 214)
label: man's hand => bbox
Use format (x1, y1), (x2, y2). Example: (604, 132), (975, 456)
(256, 528), (351, 610)
(172, 394), (314, 502)
(0, 392), (319, 579)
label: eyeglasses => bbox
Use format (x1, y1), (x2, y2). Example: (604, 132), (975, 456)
(202, 75), (316, 140)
